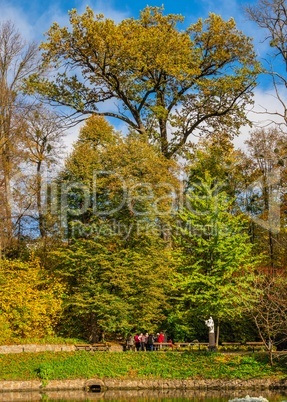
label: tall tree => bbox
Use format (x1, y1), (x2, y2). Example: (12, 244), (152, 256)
(47, 115), (179, 339)
(246, 0), (287, 128)
(0, 20), (39, 254)
(27, 6), (260, 158)
(19, 106), (66, 240)
(176, 174), (261, 344)
(244, 126), (287, 271)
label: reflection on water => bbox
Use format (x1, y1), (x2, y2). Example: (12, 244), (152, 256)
(1, 389), (287, 402)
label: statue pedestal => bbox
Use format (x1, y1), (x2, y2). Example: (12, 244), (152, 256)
(208, 332), (216, 351)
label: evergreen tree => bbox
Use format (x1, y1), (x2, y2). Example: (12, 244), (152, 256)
(176, 174), (261, 343)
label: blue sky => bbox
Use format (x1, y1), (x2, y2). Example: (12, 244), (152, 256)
(0, 0), (285, 150)
(0, 0), (260, 41)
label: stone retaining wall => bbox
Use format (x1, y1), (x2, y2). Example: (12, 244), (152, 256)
(0, 344), (74, 354)
(1, 378), (287, 393)
(0, 343), (123, 354)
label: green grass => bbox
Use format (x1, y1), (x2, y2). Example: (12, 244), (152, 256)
(0, 351), (285, 381)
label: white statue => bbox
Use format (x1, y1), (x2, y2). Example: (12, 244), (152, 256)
(205, 316), (214, 333)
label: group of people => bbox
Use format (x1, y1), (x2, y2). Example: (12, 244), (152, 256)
(126, 332), (173, 351)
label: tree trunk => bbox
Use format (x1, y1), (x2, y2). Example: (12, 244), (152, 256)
(89, 312), (101, 343)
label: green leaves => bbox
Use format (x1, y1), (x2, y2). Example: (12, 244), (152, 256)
(176, 174), (261, 322)
(48, 236), (175, 337)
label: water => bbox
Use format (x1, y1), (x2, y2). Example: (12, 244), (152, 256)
(1, 389), (287, 402)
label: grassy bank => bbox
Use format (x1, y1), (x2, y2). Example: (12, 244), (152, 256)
(0, 351), (286, 381)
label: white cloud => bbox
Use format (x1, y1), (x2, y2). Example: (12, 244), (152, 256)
(234, 85), (287, 150)
(0, 0), (130, 45)
(0, 4), (35, 41)
(62, 122), (83, 156)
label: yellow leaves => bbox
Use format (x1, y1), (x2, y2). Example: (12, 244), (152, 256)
(139, 6), (183, 26)
(79, 115), (117, 145)
(30, 5), (260, 158)
(190, 13), (256, 69)
(42, 5), (197, 81)
(0, 255), (65, 339)
(39, 5), (257, 86)
(64, 115), (180, 220)
(117, 14), (195, 79)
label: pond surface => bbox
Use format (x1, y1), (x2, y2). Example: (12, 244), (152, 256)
(1, 389), (287, 402)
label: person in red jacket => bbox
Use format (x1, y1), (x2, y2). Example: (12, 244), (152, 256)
(158, 332), (164, 343)
(157, 331), (164, 349)
(134, 334), (140, 351)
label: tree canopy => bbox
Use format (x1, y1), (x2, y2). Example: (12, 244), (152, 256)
(27, 6), (260, 157)
(47, 235), (176, 340)
(59, 115), (180, 239)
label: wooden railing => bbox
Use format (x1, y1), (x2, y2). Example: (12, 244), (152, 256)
(74, 343), (111, 351)
(74, 341), (265, 353)
(245, 342), (265, 352)
(174, 342), (209, 350)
